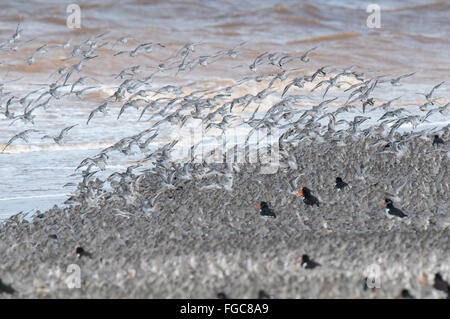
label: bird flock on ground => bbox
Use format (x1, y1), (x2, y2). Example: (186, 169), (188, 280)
(0, 22), (449, 298)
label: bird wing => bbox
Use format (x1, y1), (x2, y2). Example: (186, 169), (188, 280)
(59, 124), (78, 139)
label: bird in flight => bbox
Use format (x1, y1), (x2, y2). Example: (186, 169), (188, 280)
(41, 124), (78, 145)
(2, 129), (40, 152)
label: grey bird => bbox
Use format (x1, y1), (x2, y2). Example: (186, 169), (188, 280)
(2, 129), (40, 152)
(41, 124), (78, 145)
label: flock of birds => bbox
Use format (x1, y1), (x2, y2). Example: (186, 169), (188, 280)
(1, 26), (448, 156)
(258, 186), (409, 218)
(215, 273), (450, 299)
(0, 22), (449, 298)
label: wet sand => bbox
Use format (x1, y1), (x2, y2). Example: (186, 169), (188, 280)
(1, 132), (448, 298)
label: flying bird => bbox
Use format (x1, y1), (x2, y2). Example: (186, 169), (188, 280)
(41, 124), (78, 145)
(2, 129), (40, 152)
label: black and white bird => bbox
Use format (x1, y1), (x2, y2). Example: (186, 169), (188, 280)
(382, 198), (407, 218)
(433, 273), (449, 299)
(255, 201), (276, 218)
(75, 247), (92, 259)
(432, 135), (444, 146)
(335, 177), (348, 190)
(296, 254), (320, 269)
(0, 278), (15, 295)
(296, 187), (320, 207)
(399, 289), (415, 299)
(216, 292), (229, 299)
(258, 290), (272, 299)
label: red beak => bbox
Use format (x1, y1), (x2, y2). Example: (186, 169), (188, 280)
(381, 200), (387, 205)
(296, 257), (303, 264)
(296, 189), (303, 196)
(255, 203), (261, 209)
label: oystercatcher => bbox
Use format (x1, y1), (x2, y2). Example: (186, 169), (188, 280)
(382, 199), (407, 218)
(258, 289), (272, 299)
(433, 273), (449, 298)
(296, 187), (320, 207)
(335, 177), (348, 190)
(255, 202), (276, 218)
(216, 292), (229, 299)
(296, 254), (320, 269)
(363, 277), (374, 291)
(0, 278), (15, 295)
(432, 135), (444, 146)
(399, 289), (415, 299)
(75, 247), (92, 259)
